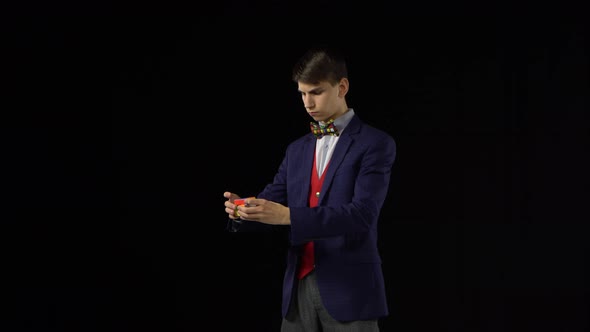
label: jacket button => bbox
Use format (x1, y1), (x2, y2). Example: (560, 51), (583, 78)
(315, 192), (320, 197)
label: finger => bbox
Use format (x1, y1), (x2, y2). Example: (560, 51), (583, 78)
(228, 212), (241, 220)
(240, 206), (262, 218)
(235, 208), (247, 219)
(225, 209), (242, 219)
(246, 198), (262, 206)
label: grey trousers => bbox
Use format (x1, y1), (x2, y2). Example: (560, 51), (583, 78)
(280, 271), (380, 332)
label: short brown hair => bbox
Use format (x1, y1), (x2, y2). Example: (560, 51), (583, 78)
(292, 46), (348, 86)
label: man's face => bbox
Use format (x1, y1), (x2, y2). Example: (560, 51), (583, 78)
(297, 78), (348, 122)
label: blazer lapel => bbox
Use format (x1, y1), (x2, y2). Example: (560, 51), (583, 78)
(318, 115), (361, 205)
(319, 134), (351, 205)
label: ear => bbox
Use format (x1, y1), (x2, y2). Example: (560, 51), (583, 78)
(337, 78), (349, 98)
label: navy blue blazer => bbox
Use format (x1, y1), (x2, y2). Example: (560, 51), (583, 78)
(228, 114), (397, 322)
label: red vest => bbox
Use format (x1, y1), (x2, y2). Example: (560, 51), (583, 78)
(297, 153), (328, 279)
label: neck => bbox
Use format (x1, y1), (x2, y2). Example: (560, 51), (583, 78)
(331, 105), (349, 121)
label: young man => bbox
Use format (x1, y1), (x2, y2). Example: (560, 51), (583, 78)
(223, 46), (397, 331)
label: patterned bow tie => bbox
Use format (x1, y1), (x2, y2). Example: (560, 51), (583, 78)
(310, 119), (339, 139)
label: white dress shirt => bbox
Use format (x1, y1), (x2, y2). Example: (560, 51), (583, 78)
(315, 108), (355, 176)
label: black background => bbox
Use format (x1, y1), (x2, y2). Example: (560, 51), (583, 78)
(3, 9), (589, 332)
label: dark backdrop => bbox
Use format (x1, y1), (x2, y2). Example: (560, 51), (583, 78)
(3, 13), (589, 332)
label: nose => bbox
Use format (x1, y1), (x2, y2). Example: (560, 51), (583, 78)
(303, 94), (314, 109)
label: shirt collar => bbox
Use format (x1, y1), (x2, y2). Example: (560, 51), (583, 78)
(319, 108), (354, 134)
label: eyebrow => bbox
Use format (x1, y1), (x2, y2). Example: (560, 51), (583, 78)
(298, 87), (324, 94)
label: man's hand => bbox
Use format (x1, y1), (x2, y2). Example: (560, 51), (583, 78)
(235, 198), (291, 225)
(223, 191), (241, 220)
